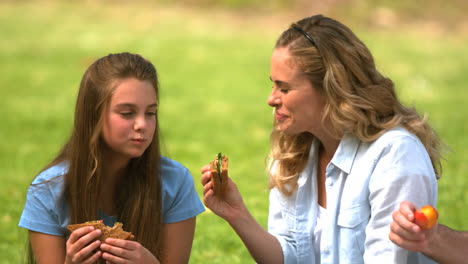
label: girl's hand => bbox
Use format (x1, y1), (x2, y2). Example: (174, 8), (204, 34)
(65, 226), (102, 264)
(100, 239), (159, 264)
(200, 164), (246, 222)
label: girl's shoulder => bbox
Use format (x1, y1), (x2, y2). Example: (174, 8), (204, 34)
(160, 156), (189, 176)
(159, 156), (194, 188)
(32, 162), (68, 185)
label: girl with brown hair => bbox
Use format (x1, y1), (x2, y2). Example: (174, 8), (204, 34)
(201, 15), (441, 263)
(19, 52), (204, 263)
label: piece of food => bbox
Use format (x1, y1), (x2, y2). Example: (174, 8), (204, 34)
(414, 205), (439, 229)
(209, 152), (228, 195)
(67, 220), (135, 241)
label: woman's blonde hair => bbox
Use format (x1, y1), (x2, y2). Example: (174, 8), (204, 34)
(268, 15), (443, 196)
(31, 52), (163, 259)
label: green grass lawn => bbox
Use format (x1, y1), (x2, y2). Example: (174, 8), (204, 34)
(1, 2), (467, 263)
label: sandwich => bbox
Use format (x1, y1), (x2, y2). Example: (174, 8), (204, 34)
(209, 152), (228, 195)
(67, 220), (135, 241)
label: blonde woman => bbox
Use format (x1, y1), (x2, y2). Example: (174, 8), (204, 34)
(19, 52), (204, 263)
(201, 15), (441, 263)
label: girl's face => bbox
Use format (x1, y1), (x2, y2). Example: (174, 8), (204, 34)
(102, 78), (157, 162)
(268, 47), (326, 135)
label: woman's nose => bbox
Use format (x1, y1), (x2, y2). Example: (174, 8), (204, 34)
(267, 90), (280, 107)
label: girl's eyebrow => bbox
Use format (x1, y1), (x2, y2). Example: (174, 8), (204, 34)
(115, 103), (158, 108)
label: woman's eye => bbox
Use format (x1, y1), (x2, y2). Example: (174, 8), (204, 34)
(280, 89), (289, 94)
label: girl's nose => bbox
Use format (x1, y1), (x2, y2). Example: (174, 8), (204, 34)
(133, 115), (146, 131)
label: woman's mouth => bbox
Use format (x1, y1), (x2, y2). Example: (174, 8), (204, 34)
(275, 112), (288, 121)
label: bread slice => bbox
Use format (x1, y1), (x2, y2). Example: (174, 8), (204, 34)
(67, 220), (135, 242)
(209, 153), (228, 196)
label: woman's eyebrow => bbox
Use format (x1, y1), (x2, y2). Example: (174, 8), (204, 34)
(270, 77), (290, 88)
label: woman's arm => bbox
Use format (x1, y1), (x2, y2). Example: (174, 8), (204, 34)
(390, 201), (468, 263)
(364, 135), (438, 262)
(159, 217), (197, 263)
(201, 165), (283, 264)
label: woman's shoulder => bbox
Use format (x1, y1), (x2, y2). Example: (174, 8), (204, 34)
(366, 127), (422, 149)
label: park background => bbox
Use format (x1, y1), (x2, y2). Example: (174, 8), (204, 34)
(1, 0), (467, 262)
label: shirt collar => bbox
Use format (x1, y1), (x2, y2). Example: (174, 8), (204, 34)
(330, 134), (361, 174)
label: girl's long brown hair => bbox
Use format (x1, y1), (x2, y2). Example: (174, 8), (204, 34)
(30, 52), (163, 259)
(268, 15), (443, 196)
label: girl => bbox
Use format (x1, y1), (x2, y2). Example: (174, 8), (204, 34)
(19, 52), (204, 263)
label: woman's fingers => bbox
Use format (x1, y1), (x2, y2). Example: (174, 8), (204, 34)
(200, 164), (211, 174)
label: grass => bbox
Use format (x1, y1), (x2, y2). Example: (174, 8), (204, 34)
(1, 2), (467, 263)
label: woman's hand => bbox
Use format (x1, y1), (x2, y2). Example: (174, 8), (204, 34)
(200, 164), (246, 222)
(389, 201), (438, 252)
(100, 239), (159, 264)
(65, 226), (102, 264)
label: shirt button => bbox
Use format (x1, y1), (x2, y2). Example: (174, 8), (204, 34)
(322, 247), (330, 254)
(326, 178), (333, 186)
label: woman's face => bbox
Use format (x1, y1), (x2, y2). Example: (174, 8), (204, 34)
(102, 78), (157, 162)
(268, 47), (326, 135)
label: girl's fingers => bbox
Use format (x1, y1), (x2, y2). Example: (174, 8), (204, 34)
(82, 249), (102, 264)
(68, 226), (96, 243)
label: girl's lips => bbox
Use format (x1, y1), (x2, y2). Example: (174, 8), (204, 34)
(131, 138), (146, 144)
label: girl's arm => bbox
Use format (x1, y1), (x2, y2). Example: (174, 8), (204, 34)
(29, 231), (66, 264)
(159, 217), (197, 264)
(30, 227), (102, 264)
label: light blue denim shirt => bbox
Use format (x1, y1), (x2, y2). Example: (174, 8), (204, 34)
(268, 127), (438, 263)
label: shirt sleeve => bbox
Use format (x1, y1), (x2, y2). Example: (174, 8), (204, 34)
(267, 188), (298, 264)
(162, 166), (205, 224)
(364, 135), (438, 263)
(18, 183), (64, 236)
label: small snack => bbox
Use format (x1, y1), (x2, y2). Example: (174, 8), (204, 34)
(209, 152), (228, 196)
(414, 205), (439, 230)
(67, 220), (135, 241)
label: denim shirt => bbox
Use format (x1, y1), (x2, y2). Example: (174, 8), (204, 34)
(268, 127), (438, 264)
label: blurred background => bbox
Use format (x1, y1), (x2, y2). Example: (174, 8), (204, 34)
(1, 0), (467, 262)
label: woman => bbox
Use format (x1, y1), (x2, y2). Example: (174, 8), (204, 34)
(201, 15), (441, 263)
(19, 52), (205, 263)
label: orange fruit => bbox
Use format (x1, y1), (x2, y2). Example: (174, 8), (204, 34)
(414, 205), (438, 229)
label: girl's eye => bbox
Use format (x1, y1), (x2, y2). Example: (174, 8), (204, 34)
(146, 112), (156, 116)
(120, 112), (134, 117)
(280, 89), (289, 94)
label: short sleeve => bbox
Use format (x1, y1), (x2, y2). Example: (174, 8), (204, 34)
(18, 173), (68, 236)
(161, 157), (205, 223)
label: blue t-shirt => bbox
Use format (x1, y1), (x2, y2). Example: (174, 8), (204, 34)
(18, 156), (205, 236)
